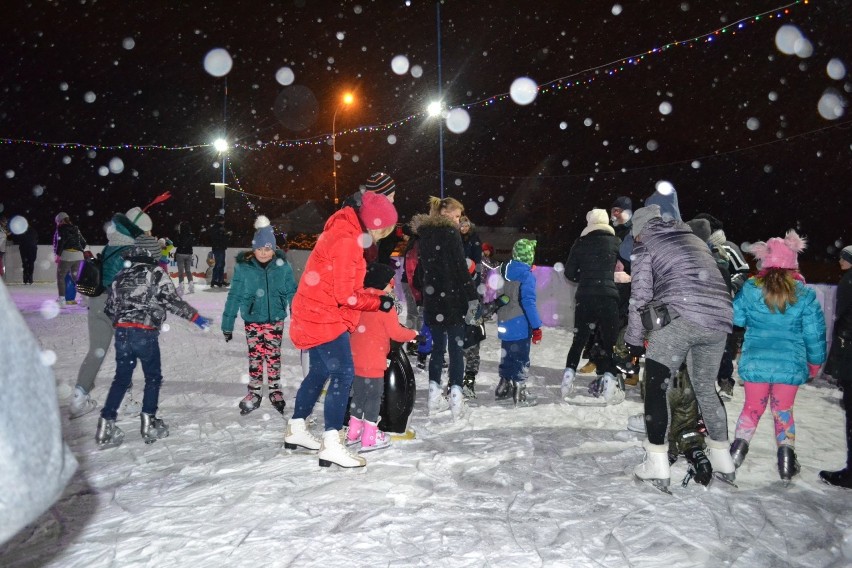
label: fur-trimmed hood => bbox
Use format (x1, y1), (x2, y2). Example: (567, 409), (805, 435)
(409, 212), (458, 235)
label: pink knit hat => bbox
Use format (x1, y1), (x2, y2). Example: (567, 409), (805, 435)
(748, 230), (806, 270)
(358, 191), (398, 230)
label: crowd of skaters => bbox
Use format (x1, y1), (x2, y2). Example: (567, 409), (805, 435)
(7, 173), (851, 483)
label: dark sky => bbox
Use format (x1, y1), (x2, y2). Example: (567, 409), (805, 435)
(1, 0), (850, 265)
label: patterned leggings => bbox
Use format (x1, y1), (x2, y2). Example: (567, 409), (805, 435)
(245, 322), (284, 395)
(734, 382), (799, 446)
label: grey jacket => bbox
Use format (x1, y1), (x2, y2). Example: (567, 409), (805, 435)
(105, 246), (198, 330)
(625, 218), (733, 346)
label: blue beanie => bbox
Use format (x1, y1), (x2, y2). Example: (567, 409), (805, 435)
(252, 215), (277, 249)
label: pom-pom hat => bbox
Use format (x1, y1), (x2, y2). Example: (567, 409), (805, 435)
(841, 245), (852, 264)
(747, 230), (806, 270)
(358, 192), (398, 230)
(252, 215), (277, 249)
(126, 207), (153, 232)
(55, 212), (70, 224)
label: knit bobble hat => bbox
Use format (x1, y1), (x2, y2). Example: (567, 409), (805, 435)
(512, 239), (537, 265)
(364, 172), (397, 196)
(842, 246), (852, 264)
(364, 262), (397, 290)
(581, 208), (616, 236)
(126, 207), (153, 232)
(748, 229), (806, 270)
(55, 212), (70, 224)
(358, 191), (398, 230)
(251, 215), (277, 249)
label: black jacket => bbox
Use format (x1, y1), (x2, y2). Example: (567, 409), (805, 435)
(53, 223), (86, 256)
(564, 229), (620, 300)
(410, 213), (478, 327)
(208, 222), (230, 250)
(173, 223), (195, 255)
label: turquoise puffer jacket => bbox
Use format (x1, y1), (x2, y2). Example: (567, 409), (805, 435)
(222, 250), (297, 333)
(733, 278), (826, 385)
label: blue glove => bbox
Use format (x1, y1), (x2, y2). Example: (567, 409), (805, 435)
(193, 314), (210, 330)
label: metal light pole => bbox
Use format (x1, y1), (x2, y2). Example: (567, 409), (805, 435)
(332, 92), (354, 205)
(435, 1), (445, 198)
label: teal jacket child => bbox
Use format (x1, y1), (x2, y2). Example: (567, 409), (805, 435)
(222, 249), (297, 333)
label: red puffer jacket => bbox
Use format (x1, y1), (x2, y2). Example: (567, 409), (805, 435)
(289, 207), (382, 350)
(351, 288), (418, 378)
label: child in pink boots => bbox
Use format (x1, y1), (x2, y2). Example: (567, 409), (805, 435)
(347, 263), (417, 452)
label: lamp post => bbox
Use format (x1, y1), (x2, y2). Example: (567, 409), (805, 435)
(213, 137), (228, 215)
(427, 101), (445, 199)
(332, 92), (354, 205)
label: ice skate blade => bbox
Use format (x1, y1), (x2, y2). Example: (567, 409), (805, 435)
(633, 473), (673, 495)
(712, 472), (738, 488)
(318, 458), (366, 469)
(284, 442), (319, 451)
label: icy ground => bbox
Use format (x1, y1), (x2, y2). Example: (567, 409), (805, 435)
(2, 283), (851, 567)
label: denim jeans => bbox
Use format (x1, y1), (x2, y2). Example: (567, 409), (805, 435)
(101, 328), (162, 421)
(291, 332), (354, 432)
(499, 338), (531, 382)
(428, 323), (465, 388)
(212, 249), (226, 284)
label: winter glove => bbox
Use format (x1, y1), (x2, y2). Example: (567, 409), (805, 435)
(808, 363), (822, 379)
(192, 314), (211, 330)
(464, 299), (480, 325)
(531, 328), (543, 344)
(411, 333), (427, 344)
(626, 342), (645, 357)
(223, 330), (233, 342)
(496, 294), (510, 307)
(378, 295), (395, 312)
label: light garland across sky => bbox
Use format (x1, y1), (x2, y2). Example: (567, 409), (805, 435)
(0, 1), (812, 158)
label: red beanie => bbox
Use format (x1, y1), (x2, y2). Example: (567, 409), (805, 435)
(358, 191), (398, 230)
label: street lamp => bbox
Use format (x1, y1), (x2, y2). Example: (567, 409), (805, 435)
(427, 100), (445, 198)
(332, 92), (355, 205)
(213, 138), (228, 214)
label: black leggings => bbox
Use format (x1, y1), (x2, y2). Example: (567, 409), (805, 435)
(350, 376), (385, 423)
(566, 296), (619, 375)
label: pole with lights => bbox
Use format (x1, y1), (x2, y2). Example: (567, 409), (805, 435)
(213, 137), (228, 215)
(435, 0), (445, 198)
(332, 92), (354, 205)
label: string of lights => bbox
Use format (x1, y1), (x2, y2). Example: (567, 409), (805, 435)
(0, 1), (808, 153)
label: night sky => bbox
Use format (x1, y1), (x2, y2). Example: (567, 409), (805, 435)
(1, 0), (849, 267)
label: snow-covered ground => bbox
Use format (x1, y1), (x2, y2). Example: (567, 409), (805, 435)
(2, 283), (851, 567)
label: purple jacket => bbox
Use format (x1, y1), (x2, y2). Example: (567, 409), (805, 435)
(625, 218), (732, 346)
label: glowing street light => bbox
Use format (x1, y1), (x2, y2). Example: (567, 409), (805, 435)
(427, 101), (442, 117)
(427, 100), (445, 198)
(332, 92), (355, 205)
(212, 137), (228, 214)
(213, 138), (229, 153)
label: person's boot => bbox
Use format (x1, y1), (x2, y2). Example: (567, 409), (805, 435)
(684, 446), (713, 486)
(578, 361), (597, 374)
(140, 412), (169, 444)
(634, 440), (671, 493)
(778, 445), (800, 485)
(318, 430), (366, 468)
(730, 438), (749, 469)
(600, 372), (625, 405)
(187, 281), (195, 294)
(428, 381), (449, 415)
(359, 420), (391, 453)
(495, 377), (513, 400)
(462, 372), (477, 399)
(284, 418), (321, 451)
(95, 417), (125, 449)
(177, 282), (185, 296)
(70, 385), (98, 419)
(561, 368), (576, 400)
(819, 468), (852, 488)
(514, 381), (537, 407)
(416, 353), (428, 371)
(626, 413), (646, 433)
(449, 385), (466, 420)
(268, 389), (286, 415)
(346, 416), (364, 447)
(239, 391), (262, 415)
(706, 438), (736, 484)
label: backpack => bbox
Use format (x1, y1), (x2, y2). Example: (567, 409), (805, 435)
(76, 249), (120, 297)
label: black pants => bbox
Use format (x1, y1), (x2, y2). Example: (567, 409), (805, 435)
(566, 296), (619, 375)
(20, 246), (37, 284)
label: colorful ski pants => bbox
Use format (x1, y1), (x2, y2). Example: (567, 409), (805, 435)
(735, 382), (799, 446)
(245, 322), (284, 396)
